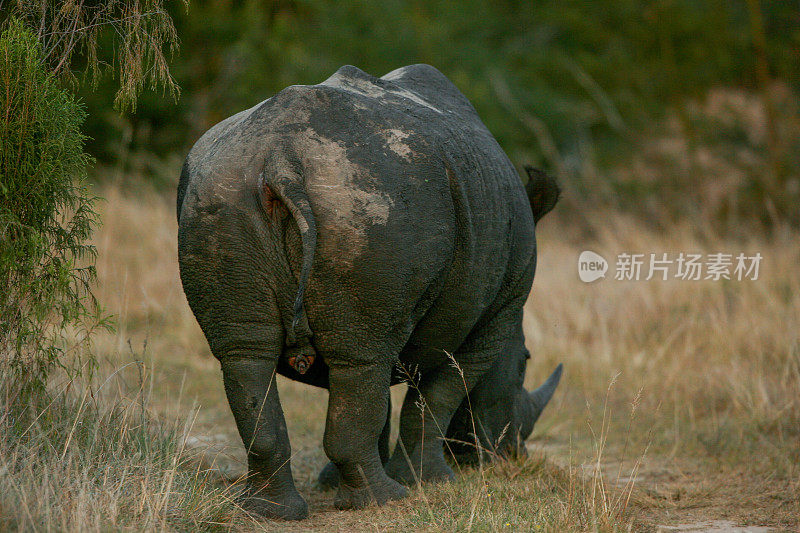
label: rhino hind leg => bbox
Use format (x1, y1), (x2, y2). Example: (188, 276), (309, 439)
(221, 357), (308, 520)
(318, 396), (392, 490)
(316, 459), (340, 490)
(323, 363), (407, 509)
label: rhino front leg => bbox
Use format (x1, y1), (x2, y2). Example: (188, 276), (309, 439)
(323, 363), (407, 509)
(221, 357), (308, 520)
(386, 364), (479, 485)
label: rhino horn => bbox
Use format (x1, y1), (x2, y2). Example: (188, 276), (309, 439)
(528, 363), (563, 425)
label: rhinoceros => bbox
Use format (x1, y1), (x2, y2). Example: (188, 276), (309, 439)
(177, 64), (561, 520)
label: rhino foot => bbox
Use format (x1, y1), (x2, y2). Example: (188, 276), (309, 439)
(386, 453), (455, 486)
(318, 461), (340, 489)
(238, 489), (309, 521)
(334, 476), (407, 509)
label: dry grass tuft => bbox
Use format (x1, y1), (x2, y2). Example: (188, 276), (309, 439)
(0, 357), (245, 531)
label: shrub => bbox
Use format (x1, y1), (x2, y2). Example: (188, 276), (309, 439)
(0, 1), (180, 403)
(0, 19), (103, 400)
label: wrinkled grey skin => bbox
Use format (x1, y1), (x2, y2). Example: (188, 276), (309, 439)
(177, 64), (561, 520)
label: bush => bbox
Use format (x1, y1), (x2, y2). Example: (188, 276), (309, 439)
(0, 0), (181, 403)
(0, 19), (102, 399)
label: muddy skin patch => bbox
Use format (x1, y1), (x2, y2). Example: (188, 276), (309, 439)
(382, 128), (414, 160)
(296, 128), (395, 260)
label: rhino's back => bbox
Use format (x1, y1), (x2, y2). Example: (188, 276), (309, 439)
(292, 64), (529, 263)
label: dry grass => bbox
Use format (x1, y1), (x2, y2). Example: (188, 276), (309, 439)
(0, 357), (239, 531)
(2, 182), (797, 531)
(535, 211), (799, 467)
(532, 211), (799, 529)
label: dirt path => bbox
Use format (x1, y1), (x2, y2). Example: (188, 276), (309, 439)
(177, 377), (796, 531)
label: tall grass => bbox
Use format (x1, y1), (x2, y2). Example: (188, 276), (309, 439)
(0, 355), (240, 531)
(530, 211), (800, 472)
(395, 361), (649, 532)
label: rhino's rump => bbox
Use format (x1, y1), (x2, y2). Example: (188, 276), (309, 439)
(179, 64), (535, 369)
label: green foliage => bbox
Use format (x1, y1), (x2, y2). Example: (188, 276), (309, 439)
(80, 0), (791, 159)
(81, 0), (800, 229)
(0, 19), (102, 396)
(0, 1), (182, 398)
(10, 0), (184, 112)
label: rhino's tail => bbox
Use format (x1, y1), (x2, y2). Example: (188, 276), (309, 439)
(257, 168), (317, 348)
(523, 166), (560, 224)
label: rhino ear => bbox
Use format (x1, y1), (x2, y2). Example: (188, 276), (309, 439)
(524, 166), (560, 224)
